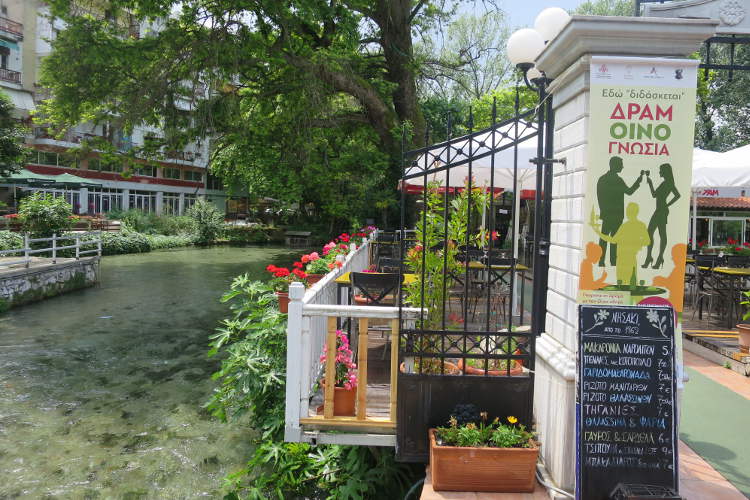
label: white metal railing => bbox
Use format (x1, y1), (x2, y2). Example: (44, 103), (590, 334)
(0, 232), (102, 268)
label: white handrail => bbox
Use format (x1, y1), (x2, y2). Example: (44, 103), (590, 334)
(0, 232), (102, 268)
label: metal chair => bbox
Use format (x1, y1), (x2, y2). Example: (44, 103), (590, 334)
(724, 255), (750, 268)
(350, 272), (404, 359)
(377, 257), (403, 273)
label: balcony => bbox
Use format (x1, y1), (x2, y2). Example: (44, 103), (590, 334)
(32, 127), (82, 147)
(165, 150), (196, 162)
(0, 16), (23, 39)
(0, 68), (21, 84)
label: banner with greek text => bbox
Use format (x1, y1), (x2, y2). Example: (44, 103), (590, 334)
(577, 56), (698, 316)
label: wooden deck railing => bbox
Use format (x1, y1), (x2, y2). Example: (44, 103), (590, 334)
(0, 232), (102, 268)
(284, 235), (422, 446)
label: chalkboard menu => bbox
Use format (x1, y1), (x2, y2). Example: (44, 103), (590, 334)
(576, 305), (678, 500)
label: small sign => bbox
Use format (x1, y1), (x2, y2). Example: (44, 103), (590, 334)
(576, 305), (678, 500)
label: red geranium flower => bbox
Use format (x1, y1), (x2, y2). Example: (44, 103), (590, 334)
(736, 246), (743, 252)
(293, 261), (303, 268)
(292, 268), (307, 279)
(273, 268), (290, 278)
(266, 264), (277, 272)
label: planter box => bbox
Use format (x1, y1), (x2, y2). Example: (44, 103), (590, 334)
(429, 429), (538, 492)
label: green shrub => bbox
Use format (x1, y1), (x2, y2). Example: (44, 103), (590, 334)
(0, 230), (22, 255)
(145, 233), (195, 250)
(207, 277), (418, 498)
(155, 215), (196, 236)
(187, 199), (224, 244)
(225, 225), (273, 244)
(100, 231), (151, 255)
(18, 192), (72, 238)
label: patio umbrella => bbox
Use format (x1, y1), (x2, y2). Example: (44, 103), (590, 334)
(49, 172), (102, 188)
(0, 168), (59, 186)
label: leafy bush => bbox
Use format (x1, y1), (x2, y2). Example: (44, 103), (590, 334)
(18, 192), (72, 238)
(99, 231), (151, 255)
(156, 215), (196, 236)
(108, 210), (197, 236)
(187, 199), (224, 244)
(225, 225), (272, 244)
(0, 230), (22, 255)
(145, 233), (195, 250)
(207, 277), (418, 499)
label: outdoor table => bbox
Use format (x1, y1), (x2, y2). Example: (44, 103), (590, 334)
(712, 267), (750, 328)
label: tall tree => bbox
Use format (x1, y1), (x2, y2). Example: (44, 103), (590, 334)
(417, 10), (512, 101)
(574, 0), (634, 16)
(0, 92), (28, 177)
(39, 0), (459, 225)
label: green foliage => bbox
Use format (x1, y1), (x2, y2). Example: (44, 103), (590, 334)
(187, 199), (224, 244)
(224, 225), (284, 244)
(574, 0), (634, 16)
(18, 192), (72, 238)
(436, 414), (534, 449)
(99, 231), (151, 255)
(108, 209), (196, 235)
(207, 276), (418, 499)
(0, 230), (22, 253)
(0, 91), (29, 177)
(145, 233), (195, 250)
(741, 291), (750, 321)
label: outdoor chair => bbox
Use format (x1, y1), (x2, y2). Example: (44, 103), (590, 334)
(350, 272), (404, 359)
(350, 272), (403, 306)
(377, 257), (403, 273)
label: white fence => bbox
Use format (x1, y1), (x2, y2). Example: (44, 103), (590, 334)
(284, 234), (421, 446)
(0, 232), (102, 268)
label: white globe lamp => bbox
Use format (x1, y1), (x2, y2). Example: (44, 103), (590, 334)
(506, 28), (545, 68)
(534, 7), (571, 43)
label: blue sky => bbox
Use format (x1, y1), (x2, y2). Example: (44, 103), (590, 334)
(466, 1), (585, 29)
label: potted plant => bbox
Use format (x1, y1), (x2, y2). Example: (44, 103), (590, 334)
(266, 264), (307, 313)
(430, 410), (538, 492)
(302, 251), (329, 284)
(738, 290), (750, 353)
(317, 330), (358, 416)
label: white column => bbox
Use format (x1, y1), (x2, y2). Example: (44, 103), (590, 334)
(155, 191), (164, 216)
(532, 16), (716, 490)
(178, 192), (185, 215)
(121, 189), (130, 211)
(78, 187), (88, 215)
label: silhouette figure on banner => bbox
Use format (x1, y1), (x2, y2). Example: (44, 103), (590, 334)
(579, 242), (609, 290)
(596, 156), (645, 267)
(653, 243), (688, 313)
(590, 202), (650, 285)
(642, 163), (681, 269)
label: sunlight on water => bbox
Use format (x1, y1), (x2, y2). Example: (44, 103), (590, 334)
(0, 246), (294, 498)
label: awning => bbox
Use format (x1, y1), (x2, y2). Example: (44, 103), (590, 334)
(0, 169), (102, 188)
(2, 88), (35, 113)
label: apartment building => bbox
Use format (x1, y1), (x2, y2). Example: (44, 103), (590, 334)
(0, 0), (230, 216)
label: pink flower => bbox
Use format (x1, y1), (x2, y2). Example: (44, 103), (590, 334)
(309, 252), (320, 261)
(301, 254), (310, 263)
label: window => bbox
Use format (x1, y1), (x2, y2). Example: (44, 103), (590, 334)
(58, 152), (79, 169)
(207, 173), (223, 190)
(710, 218), (746, 247)
(89, 188), (122, 214)
(91, 157), (123, 173)
(0, 47), (8, 70)
(184, 170), (203, 182)
(135, 165), (156, 177)
(38, 151), (59, 166)
(184, 193), (197, 211)
(129, 190), (156, 212)
(163, 193), (180, 215)
(163, 167), (181, 179)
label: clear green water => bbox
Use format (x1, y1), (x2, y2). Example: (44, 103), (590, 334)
(0, 246), (294, 499)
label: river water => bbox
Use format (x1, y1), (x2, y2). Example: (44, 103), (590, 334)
(0, 246), (294, 499)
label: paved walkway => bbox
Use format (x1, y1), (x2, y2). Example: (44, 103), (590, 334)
(681, 350), (750, 498)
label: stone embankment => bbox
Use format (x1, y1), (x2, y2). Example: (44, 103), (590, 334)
(0, 257), (99, 311)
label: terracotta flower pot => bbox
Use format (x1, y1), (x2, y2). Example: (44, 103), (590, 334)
(317, 381), (356, 416)
(457, 358), (524, 376)
(737, 324), (750, 353)
(276, 291), (290, 313)
(306, 273), (324, 285)
(429, 429), (538, 492)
